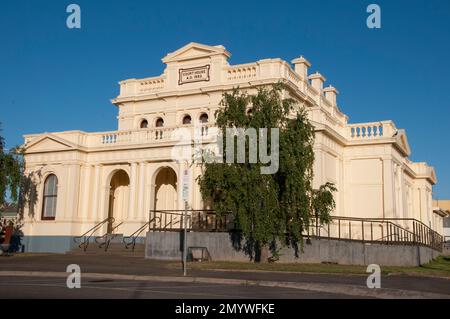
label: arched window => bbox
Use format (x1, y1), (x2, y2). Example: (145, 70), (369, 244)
(199, 113), (209, 123)
(42, 174), (58, 220)
(182, 115), (192, 125)
(155, 118), (164, 127)
(247, 108), (253, 116)
(140, 119), (148, 129)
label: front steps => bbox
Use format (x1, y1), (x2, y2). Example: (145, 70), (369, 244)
(69, 234), (145, 256)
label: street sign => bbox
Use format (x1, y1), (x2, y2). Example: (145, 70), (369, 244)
(182, 169), (190, 201)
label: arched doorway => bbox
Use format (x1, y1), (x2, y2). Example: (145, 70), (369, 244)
(154, 167), (177, 211)
(108, 170), (130, 233)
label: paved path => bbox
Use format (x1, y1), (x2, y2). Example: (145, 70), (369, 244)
(0, 254), (449, 299)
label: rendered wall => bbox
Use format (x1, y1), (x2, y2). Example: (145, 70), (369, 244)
(145, 231), (440, 266)
(348, 158), (383, 219)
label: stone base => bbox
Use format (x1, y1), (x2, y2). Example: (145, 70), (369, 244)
(145, 231), (441, 267)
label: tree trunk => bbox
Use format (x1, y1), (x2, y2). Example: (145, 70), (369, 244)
(255, 243), (269, 263)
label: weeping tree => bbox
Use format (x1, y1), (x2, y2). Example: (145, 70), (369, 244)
(197, 84), (336, 262)
(0, 123), (34, 219)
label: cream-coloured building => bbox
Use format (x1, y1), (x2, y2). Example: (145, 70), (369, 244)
(433, 200), (450, 241)
(21, 43), (443, 253)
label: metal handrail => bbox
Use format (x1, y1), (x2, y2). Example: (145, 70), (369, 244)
(149, 210), (233, 232)
(145, 211), (444, 251)
(73, 217), (114, 251)
(306, 215), (443, 251)
(96, 222), (124, 251)
(375, 235), (411, 242)
(95, 221), (123, 244)
(149, 210), (193, 231)
(123, 217), (160, 252)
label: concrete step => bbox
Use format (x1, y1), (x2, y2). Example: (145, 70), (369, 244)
(69, 243), (145, 255)
(95, 233), (124, 244)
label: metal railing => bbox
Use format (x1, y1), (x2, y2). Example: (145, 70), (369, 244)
(95, 221), (123, 252)
(145, 211), (443, 252)
(306, 216), (443, 252)
(123, 217), (160, 252)
(74, 217), (115, 251)
(149, 210), (234, 232)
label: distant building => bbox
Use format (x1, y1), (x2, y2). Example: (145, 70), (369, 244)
(0, 203), (18, 221)
(21, 42), (443, 253)
(433, 200), (450, 241)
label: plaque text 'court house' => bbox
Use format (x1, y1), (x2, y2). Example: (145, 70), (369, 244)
(179, 65), (210, 85)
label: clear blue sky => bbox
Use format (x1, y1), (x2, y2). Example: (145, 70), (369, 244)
(1, 0), (449, 198)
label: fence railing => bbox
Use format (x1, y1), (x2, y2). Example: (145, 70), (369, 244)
(149, 210), (234, 232)
(146, 211), (443, 252)
(305, 216), (443, 252)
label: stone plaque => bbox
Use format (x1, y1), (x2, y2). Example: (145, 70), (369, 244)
(179, 65), (210, 85)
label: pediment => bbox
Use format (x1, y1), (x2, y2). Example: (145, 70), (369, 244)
(162, 42), (231, 64)
(25, 135), (75, 153)
(394, 129), (411, 157)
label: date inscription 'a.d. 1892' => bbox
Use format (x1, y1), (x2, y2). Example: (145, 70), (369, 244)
(179, 65), (210, 85)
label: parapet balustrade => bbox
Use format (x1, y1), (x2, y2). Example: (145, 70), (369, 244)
(89, 124), (215, 148)
(346, 121), (397, 140)
(119, 76), (166, 97)
(138, 77), (165, 94)
(118, 61), (310, 97)
(226, 64), (258, 81)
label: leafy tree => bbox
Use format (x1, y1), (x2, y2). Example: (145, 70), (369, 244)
(197, 84), (336, 261)
(0, 123), (28, 214)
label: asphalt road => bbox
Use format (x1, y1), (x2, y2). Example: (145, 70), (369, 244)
(0, 276), (353, 299)
(1, 254), (449, 299)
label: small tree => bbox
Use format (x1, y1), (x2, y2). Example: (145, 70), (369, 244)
(0, 123), (35, 219)
(197, 84), (336, 261)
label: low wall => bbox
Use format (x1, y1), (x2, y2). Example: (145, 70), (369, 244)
(145, 231), (441, 266)
(22, 236), (77, 253)
(22, 235), (147, 253)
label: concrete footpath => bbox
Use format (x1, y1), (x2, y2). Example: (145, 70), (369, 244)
(0, 254), (449, 299)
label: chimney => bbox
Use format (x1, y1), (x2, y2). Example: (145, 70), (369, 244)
(308, 72), (326, 94)
(291, 56), (311, 80)
(324, 85), (339, 106)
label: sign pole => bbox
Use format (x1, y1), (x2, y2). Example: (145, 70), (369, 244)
(183, 200), (188, 277)
(182, 168), (190, 277)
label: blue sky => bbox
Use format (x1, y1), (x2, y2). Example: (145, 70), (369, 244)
(0, 0), (449, 198)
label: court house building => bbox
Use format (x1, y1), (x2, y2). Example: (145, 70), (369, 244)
(21, 43), (444, 253)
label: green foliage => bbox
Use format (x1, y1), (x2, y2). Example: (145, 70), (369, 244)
(0, 123), (26, 208)
(197, 84), (336, 259)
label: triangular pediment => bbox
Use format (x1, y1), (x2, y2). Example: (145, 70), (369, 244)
(395, 129), (411, 157)
(25, 134), (76, 153)
(162, 42), (231, 64)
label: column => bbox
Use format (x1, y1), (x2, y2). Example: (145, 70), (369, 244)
(62, 164), (81, 220)
(69, 164), (81, 220)
(80, 165), (92, 220)
(97, 182), (110, 223)
(128, 162), (138, 220)
(136, 162), (146, 221)
(193, 164), (202, 210)
(382, 158), (396, 218)
(177, 163), (185, 210)
(63, 164), (72, 220)
(398, 165), (405, 219)
(144, 164), (154, 222)
(91, 165), (102, 221)
(343, 159), (352, 217)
